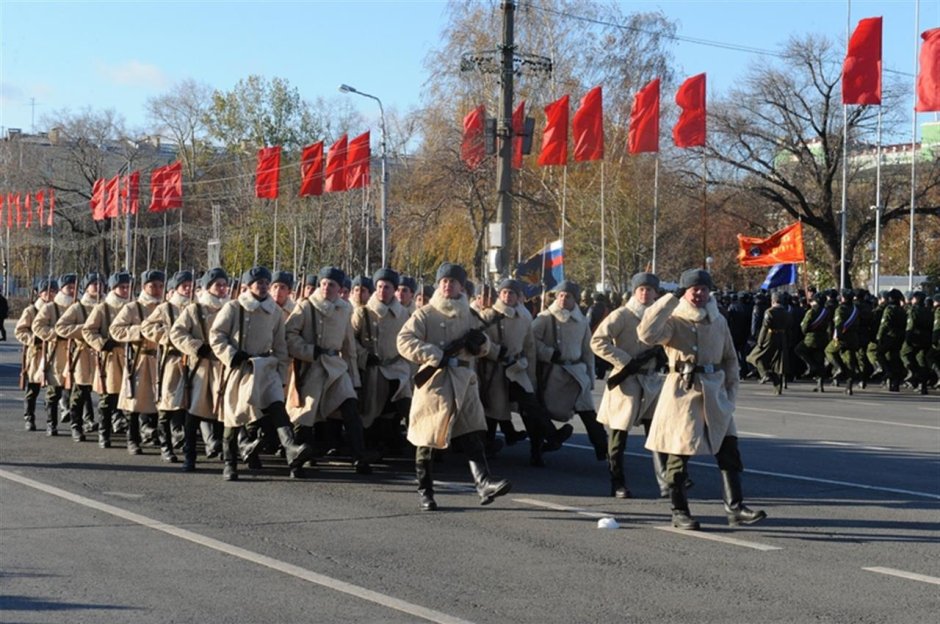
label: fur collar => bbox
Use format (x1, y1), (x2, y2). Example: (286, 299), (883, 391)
(238, 291), (276, 314)
(625, 296), (651, 320)
(138, 292), (162, 306)
(33, 299), (45, 311)
(198, 290), (226, 311)
(105, 291), (129, 308)
(673, 296), (720, 323)
(492, 299), (531, 320)
(279, 298), (296, 315)
(309, 290), (348, 317)
(430, 290), (469, 318)
(79, 293), (98, 306)
(367, 292), (403, 318)
(548, 299), (584, 324)
(54, 292), (74, 308)
(169, 292), (190, 308)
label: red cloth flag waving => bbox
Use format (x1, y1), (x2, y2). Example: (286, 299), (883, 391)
(299, 141), (324, 197)
(512, 100), (525, 169)
(148, 166), (167, 213)
(842, 17), (882, 105)
(104, 175), (120, 218)
(47, 188), (55, 226)
(0, 195), (4, 229)
(461, 105), (485, 170)
(255, 146), (281, 199)
(35, 190), (45, 227)
(24, 193), (32, 228)
(122, 171), (140, 215)
(737, 221), (806, 267)
(13, 193), (21, 228)
(673, 73), (706, 147)
(325, 135), (348, 193)
(573, 86), (604, 162)
(628, 79), (660, 154)
(916, 28), (940, 112)
(163, 161), (183, 210)
(539, 95), (569, 166)
(91, 179), (106, 220)
(346, 131), (371, 189)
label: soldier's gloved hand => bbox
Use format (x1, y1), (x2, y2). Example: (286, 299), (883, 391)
(102, 338), (118, 352)
(33, 336), (44, 346)
(230, 350), (249, 368)
(366, 353), (381, 367)
(197, 344), (213, 359)
(551, 349), (563, 364)
(465, 328), (487, 355)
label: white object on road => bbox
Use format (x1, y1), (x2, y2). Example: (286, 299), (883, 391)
(597, 517), (619, 529)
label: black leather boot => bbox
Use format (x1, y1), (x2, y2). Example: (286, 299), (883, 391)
(238, 428), (262, 469)
(159, 415), (177, 463)
(468, 456), (511, 505)
(416, 458), (437, 511)
(608, 430), (630, 498)
(650, 451), (670, 498)
(126, 413), (142, 455)
(140, 413), (159, 447)
(543, 423), (573, 452)
(669, 481), (700, 530)
(201, 420), (222, 459)
(45, 400), (59, 436)
(276, 426), (313, 478)
(222, 428), (239, 481)
(580, 411), (608, 461)
(98, 406), (112, 448)
(70, 405), (86, 442)
(181, 415), (197, 472)
(721, 470), (767, 527)
(341, 400), (377, 474)
(24, 394), (37, 431)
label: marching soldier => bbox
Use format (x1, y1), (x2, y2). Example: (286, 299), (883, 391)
(351, 268), (413, 456)
(16, 278), (58, 432)
(350, 275), (373, 308)
(902, 291), (932, 395)
(169, 268), (230, 471)
(638, 269), (766, 530)
(866, 291), (888, 383)
(478, 278), (569, 467)
(872, 289), (906, 392)
(396, 275), (417, 315)
(285, 266), (374, 475)
(931, 294), (940, 387)
(591, 273), (666, 498)
(746, 291), (792, 395)
(111, 270), (165, 455)
(271, 271), (296, 320)
(415, 285), (434, 308)
(82, 272), (132, 448)
(795, 292), (832, 392)
(210, 266), (313, 481)
(854, 290), (875, 387)
(55, 273), (104, 441)
(824, 289), (861, 395)
(141, 270), (193, 462)
(397, 262), (511, 511)
(32, 274), (77, 436)
(532, 281), (607, 461)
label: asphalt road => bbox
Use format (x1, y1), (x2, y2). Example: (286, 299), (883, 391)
(1, 318), (938, 623)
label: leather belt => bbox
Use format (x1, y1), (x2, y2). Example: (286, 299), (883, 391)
(673, 362), (719, 374)
(139, 349), (157, 356)
(317, 347), (339, 357)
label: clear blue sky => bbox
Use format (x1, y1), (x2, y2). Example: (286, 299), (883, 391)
(1, 0), (936, 139)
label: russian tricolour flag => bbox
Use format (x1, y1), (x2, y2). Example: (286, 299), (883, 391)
(515, 239), (565, 298)
(761, 263), (798, 290)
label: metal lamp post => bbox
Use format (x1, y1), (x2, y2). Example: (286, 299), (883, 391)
(339, 84), (389, 267)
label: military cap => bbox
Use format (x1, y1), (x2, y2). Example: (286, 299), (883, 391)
(108, 272), (132, 289)
(373, 268), (400, 288)
(435, 262), (467, 286)
(37, 277), (59, 293)
(352, 275), (374, 291)
(630, 272), (660, 292)
(318, 266), (346, 286)
(272, 271), (295, 289)
(141, 270), (166, 285)
(399, 275), (417, 293)
(59, 273), (78, 287)
(497, 278), (524, 296)
(678, 269), (714, 290)
(241, 266), (272, 286)
(554, 280), (582, 300)
(200, 267), (229, 289)
(81, 272), (103, 291)
(421, 285), (435, 299)
(168, 270), (193, 291)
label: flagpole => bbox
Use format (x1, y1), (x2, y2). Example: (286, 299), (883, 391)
(872, 108), (883, 293)
(651, 156), (660, 274)
(177, 204), (183, 271)
(560, 166), (567, 246)
(540, 238), (548, 311)
(908, 0), (920, 291)
(840, 1), (850, 290)
(600, 160), (606, 292)
(701, 154), (708, 269)
(273, 198), (279, 270)
(163, 212), (169, 268)
(363, 189), (370, 273)
(131, 207), (140, 278)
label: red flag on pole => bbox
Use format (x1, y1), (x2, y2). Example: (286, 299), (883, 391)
(0, 195), (4, 229)
(842, 17), (882, 105)
(737, 222), (806, 267)
(148, 166), (167, 213)
(123, 171), (140, 215)
(91, 179), (106, 220)
(255, 146), (281, 199)
(35, 190), (45, 227)
(512, 100), (525, 169)
(163, 161), (183, 210)
(461, 105), (486, 170)
(47, 188), (55, 226)
(5, 194), (12, 228)
(325, 135), (348, 193)
(24, 193), (32, 228)
(628, 78), (660, 154)
(916, 28), (940, 112)
(346, 131), (371, 189)
(538, 95), (569, 166)
(14, 193), (22, 228)
(673, 73), (707, 147)
(573, 86), (604, 162)
(299, 141), (324, 197)
(104, 176), (120, 218)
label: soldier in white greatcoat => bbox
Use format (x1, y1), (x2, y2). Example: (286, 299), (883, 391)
(56, 273), (104, 441)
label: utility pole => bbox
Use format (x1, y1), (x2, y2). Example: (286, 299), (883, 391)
(493, 0), (516, 279)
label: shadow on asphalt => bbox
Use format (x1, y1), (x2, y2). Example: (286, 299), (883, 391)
(0, 594), (139, 612)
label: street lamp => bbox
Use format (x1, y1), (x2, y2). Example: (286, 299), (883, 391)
(339, 84), (389, 267)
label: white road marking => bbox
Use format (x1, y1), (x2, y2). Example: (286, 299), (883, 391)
(816, 441), (892, 452)
(0, 469), (476, 624)
(512, 497), (613, 519)
(862, 567), (940, 586)
(564, 444), (940, 500)
(737, 406), (940, 430)
(102, 491), (144, 499)
(737, 431), (778, 438)
(654, 526), (781, 551)
(917, 407), (940, 413)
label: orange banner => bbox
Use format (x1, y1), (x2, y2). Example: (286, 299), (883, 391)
(737, 221), (805, 267)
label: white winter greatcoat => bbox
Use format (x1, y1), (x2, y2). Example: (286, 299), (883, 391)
(112, 293), (161, 414)
(32, 293), (74, 387)
(478, 299), (537, 421)
(15, 302), (44, 385)
(210, 292), (287, 427)
(141, 293), (190, 412)
(592, 297), (664, 431)
(531, 300), (595, 421)
(352, 293), (413, 427)
(169, 291), (226, 420)
(82, 292), (130, 395)
(55, 294), (99, 387)
(637, 294), (739, 456)
(284, 291), (360, 426)
(396, 291), (489, 449)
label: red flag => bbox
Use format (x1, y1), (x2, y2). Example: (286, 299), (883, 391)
(916, 28), (940, 112)
(573, 86), (604, 162)
(5, 194), (12, 228)
(24, 193), (33, 228)
(538, 95), (569, 166)
(122, 171), (140, 215)
(346, 131), (371, 190)
(47, 188), (55, 226)
(512, 100), (525, 169)
(35, 190), (45, 227)
(842, 17), (882, 105)
(461, 105), (486, 170)
(673, 73), (706, 148)
(325, 135), (348, 193)
(14, 193), (22, 228)
(628, 79), (660, 154)
(255, 146), (281, 199)
(91, 179), (106, 220)
(737, 222), (806, 267)
(0, 195), (4, 229)
(148, 166), (167, 213)
(163, 161), (183, 210)
(104, 176), (120, 218)
(299, 141), (324, 197)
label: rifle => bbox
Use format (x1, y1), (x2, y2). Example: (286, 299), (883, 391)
(18, 345), (27, 390)
(39, 338), (52, 388)
(413, 312), (500, 389)
(124, 341), (136, 399)
(605, 347), (662, 390)
(63, 339), (76, 390)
